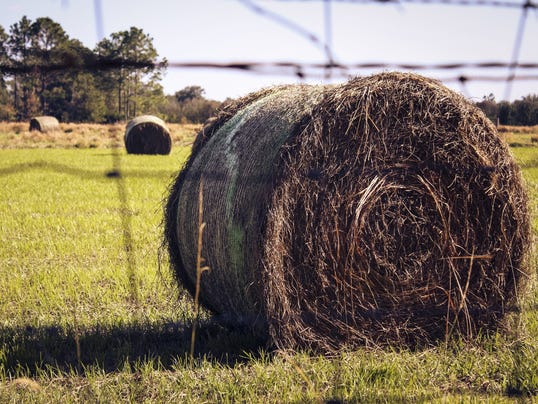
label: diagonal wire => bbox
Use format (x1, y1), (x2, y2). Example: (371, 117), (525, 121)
(323, 0), (336, 78)
(93, 0), (105, 41)
(237, 0), (336, 66)
(504, 0), (532, 100)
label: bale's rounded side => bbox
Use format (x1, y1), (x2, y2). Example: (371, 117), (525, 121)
(164, 72), (530, 353)
(124, 115), (171, 155)
(263, 73), (530, 351)
(29, 116), (59, 133)
(164, 85), (327, 316)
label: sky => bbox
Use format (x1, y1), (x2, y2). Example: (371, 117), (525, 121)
(1, 0), (537, 103)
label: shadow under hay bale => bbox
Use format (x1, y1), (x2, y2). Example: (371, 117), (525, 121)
(29, 116), (59, 133)
(164, 72), (531, 353)
(124, 115), (171, 155)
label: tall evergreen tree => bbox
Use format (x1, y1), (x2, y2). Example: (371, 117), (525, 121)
(29, 17), (69, 114)
(3, 17), (169, 122)
(7, 16), (36, 119)
(512, 95), (538, 126)
(5, 16), (108, 122)
(0, 25), (14, 120)
(43, 38), (105, 122)
(95, 27), (165, 121)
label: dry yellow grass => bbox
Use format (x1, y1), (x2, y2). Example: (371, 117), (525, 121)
(0, 121), (201, 149)
(10, 377), (42, 392)
(497, 124), (538, 134)
(1, 121), (535, 149)
(497, 125), (538, 146)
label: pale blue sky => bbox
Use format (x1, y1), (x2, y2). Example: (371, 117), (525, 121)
(2, 0), (537, 102)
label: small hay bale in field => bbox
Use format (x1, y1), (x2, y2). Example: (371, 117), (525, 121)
(29, 116), (59, 133)
(164, 72), (531, 353)
(124, 115), (171, 155)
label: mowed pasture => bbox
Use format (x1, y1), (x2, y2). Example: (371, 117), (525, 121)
(0, 123), (537, 402)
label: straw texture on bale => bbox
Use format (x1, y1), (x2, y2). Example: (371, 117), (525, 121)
(29, 116), (59, 133)
(124, 115), (171, 155)
(164, 72), (530, 353)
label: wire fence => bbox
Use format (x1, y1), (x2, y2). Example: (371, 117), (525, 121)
(1, 0), (537, 307)
(2, 0), (534, 97)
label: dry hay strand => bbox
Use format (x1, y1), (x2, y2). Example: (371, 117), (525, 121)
(164, 72), (531, 353)
(124, 115), (171, 155)
(29, 116), (59, 133)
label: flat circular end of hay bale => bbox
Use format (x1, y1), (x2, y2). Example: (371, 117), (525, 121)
(164, 73), (531, 353)
(124, 115), (172, 155)
(29, 116), (59, 133)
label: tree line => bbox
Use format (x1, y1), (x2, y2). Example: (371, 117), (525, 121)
(0, 16), (220, 124)
(475, 94), (538, 126)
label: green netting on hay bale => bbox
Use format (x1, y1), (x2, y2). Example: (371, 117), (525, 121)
(164, 72), (531, 353)
(124, 115), (171, 155)
(29, 116), (59, 133)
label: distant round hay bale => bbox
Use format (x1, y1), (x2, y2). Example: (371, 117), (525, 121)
(29, 116), (59, 133)
(164, 72), (530, 352)
(124, 115), (171, 155)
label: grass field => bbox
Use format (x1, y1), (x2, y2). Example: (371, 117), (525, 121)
(0, 125), (537, 402)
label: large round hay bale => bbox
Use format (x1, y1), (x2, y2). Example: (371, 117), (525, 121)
(29, 116), (59, 133)
(164, 72), (530, 352)
(124, 115), (171, 155)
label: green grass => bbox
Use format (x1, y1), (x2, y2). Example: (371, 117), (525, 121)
(0, 146), (537, 402)
(513, 147), (538, 234)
